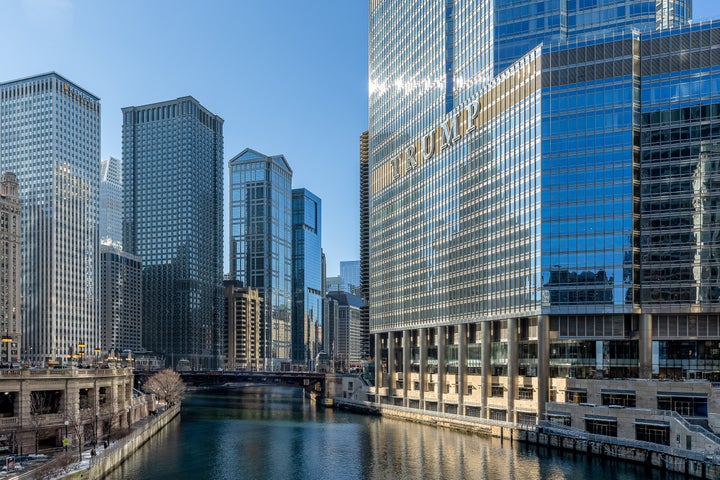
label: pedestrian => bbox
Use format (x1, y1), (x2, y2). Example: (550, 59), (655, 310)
(103, 440), (108, 449)
(91, 448), (96, 457)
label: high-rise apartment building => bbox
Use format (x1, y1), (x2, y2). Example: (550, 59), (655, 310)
(100, 156), (123, 248)
(369, 1), (720, 445)
(100, 245), (142, 353)
(224, 280), (262, 371)
(123, 96), (224, 369)
(359, 130), (370, 360)
(229, 148), (292, 370)
(0, 173), (20, 364)
(292, 188), (323, 368)
(0, 72), (100, 364)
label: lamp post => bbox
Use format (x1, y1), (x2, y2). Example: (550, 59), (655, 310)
(1, 336), (11, 366)
(94, 348), (100, 368)
(77, 343), (85, 367)
(63, 420), (69, 451)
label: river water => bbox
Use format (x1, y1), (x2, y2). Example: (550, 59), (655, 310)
(107, 386), (683, 480)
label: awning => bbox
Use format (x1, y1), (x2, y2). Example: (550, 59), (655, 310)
(565, 388), (587, 393)
(601, 389), (635, 395)
(547, 411), (571, 417)
(657, 391), (707, 398)
(584, 415), (617, 422)
(633, 419), (670, 427)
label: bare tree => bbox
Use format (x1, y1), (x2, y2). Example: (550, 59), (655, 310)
(143, 369), (185, 406)
(66, 407), (94, 456)
(28, 391), (54, 454)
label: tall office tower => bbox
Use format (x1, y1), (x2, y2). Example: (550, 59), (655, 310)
(326, 291), (364, 372)
(359, 130), (370, 360)
(100, 244), (142, 353)
(123, 97), (224, 369)
(0, 173), (21, 363)
(100, 156), (123, 248)
(291, 188), (323, 368)
(369, 1), (720, 443)
(0, 73), (100, 364)
(340, 261), (361, 294)
(229, 148), (293, 370)
(224, 280), (262, 371)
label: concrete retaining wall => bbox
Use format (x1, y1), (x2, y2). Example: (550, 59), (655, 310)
(62, 404), (180, 480)
(373, 404), (720, 479)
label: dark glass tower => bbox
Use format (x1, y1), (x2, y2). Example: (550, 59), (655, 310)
(122, 97), (224, 369)
(292, 188), (323, 368)
(229, 148), (292, 370)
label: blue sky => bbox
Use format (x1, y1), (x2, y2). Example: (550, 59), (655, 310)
(1, 1), (720, 276)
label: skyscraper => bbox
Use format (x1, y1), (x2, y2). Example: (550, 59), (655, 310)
(369, 0), (720, 442)
(359, 130), (370, 360)
(229, 148), (292, 370)
(340, 260), (361, 294)
(0, 72), (100, 364)
(292, 188), (323, 368)
(123, 96), (224, 369)
(100, 244), (142, 353)
(0, 173), (21, 364)
(100, 156), (123, 248)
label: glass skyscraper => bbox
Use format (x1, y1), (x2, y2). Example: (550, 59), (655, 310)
(100, 156), (123, 249)
(229, 148), (292, 370)
(0, 72), (100, 364)
(340, 260), (361, 293)
(292, 188), (323, 368)
(369, 1), (720, 444)
(122, 96), (224, 369)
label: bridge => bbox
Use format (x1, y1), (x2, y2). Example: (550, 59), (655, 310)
(136, 370), (327, 397)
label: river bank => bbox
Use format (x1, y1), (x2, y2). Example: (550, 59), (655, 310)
(330, 398), (720, 479)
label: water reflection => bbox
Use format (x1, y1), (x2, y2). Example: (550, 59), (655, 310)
(108, 387), (683, 480)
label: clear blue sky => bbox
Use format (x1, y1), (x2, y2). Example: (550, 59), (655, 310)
(2, 1), (720, 277)
(0, 0), (368, 277)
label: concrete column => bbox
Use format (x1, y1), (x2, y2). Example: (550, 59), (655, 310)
(419, 328), (427, 409)
(507, 317), (518, 424)
(481, 321), (490, 419)
(537, 315), (550, 422)
(374, 333), (381, 402)
(403, 330), (410, 406)
(458, 323), (467, 416)
(388, 331), (396, 397)
(438, 326), (446, 410)
(640, 313), (653, 379)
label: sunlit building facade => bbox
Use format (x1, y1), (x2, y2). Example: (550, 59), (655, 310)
(229, 148), (293, 370)
(100, 156), (123, 249)
(122, 96), (224, 369)
(0, 72), (100, 364)
(0, 173), (20, 364)
(369, 0), (720, 445)
(292, 188), (323, 369)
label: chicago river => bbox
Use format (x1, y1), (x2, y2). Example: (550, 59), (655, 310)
(106, 386), (685, 480)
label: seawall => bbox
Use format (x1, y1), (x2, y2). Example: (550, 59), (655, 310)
(62, 403), (180, 480)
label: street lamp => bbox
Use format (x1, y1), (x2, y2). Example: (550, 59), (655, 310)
(63, 420), (69, 451)
(1, 336), (11, 366)
(77, 343), (85, 367)
(94, 348), (100, 368)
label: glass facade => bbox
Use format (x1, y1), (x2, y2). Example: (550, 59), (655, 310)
(100, 156), (123, 249)
(229, 149), (293, 370)
(368, 0), (720, 429)
(122, 96), (224, 369)
(291, 188), (323, 368)
(0, 72), (100, 364)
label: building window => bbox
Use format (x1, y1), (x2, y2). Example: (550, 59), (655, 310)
(489, 408), (507, 422)
(585, 417), (617, 437)
(517, 412), (537, 425)
(635, 422), (670, 445)
(565, 390), (587, 403)
(657, 394), (708, 417)
(491, 384), (504, 397)
(601, 391), (636, 407)
(548, 414), (571, 426)
(518, 387), (534, 400)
